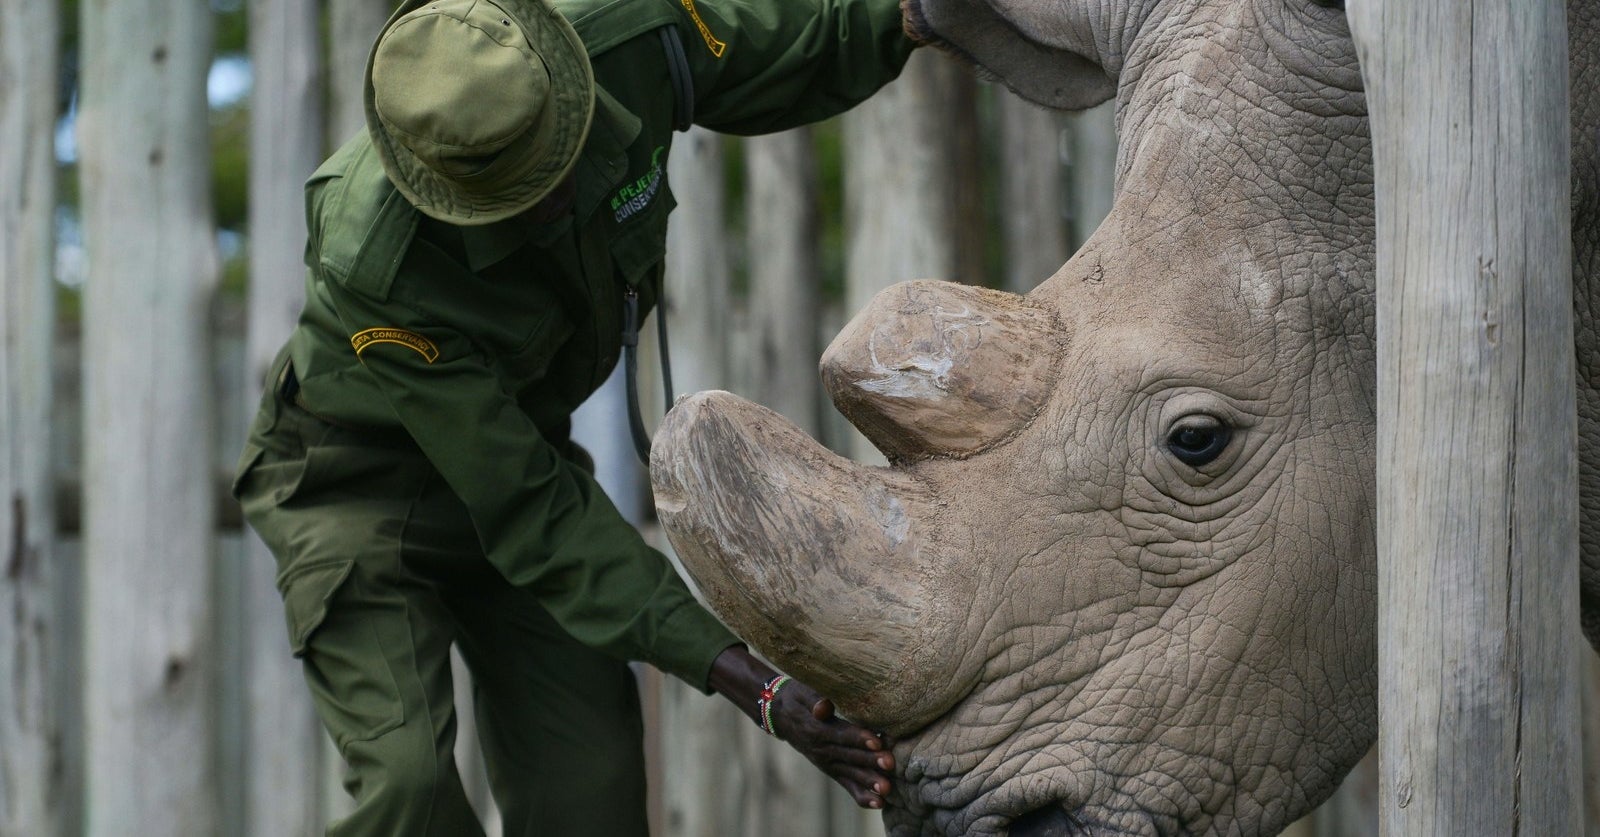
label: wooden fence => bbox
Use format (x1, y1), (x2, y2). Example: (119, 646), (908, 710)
(4, 0), (1600, 834)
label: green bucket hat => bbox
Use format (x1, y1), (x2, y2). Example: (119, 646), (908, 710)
(365, 0), (596, 225)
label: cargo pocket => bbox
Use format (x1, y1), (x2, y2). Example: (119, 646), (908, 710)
(279, 559), (354, 657)
(233, 449), (314, 540)
(279, 560), (405, 750)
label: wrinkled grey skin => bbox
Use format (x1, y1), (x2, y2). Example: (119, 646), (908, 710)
(655, 1), (1600, 835)
(893, 2), (1377, 833)
(897, 3), (1600, 830)
(1573, 1), (1600, 647)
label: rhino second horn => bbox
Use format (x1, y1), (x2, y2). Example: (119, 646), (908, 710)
(650, 391), (972, 733)
(821, 280), (1060, 462)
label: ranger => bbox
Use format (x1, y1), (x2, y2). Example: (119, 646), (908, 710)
(232, 0), (917, 831)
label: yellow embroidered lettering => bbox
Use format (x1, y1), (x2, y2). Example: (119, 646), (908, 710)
(678, 0), (727, 57)
(350, 327), (440, 363)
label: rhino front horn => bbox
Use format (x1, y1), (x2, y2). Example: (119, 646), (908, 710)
(822, 280), (1061, 463)
(651, 391), (974, 733)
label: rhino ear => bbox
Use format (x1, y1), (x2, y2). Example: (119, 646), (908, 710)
(902, 0), (1115, 109)
(821, 280), (1061, 462)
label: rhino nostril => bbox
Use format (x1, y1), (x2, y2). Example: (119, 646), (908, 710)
(1009, 805), (1078, 837)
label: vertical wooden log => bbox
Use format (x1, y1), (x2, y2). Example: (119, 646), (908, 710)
(996, 91), (1068, 293)
(326, 0), (393, 146)
(739, 128), (836, 834)
(243, 1), (325, 833)
(1065, 101), (1115, 253)
(1349, 0), (1582, 832)
(745, 130), (822, 435)
(665, 128), (733, 399)
(0, 0), (61, 833)
(78, 0), (222, 831)
(841, 51), (967, 469)
(658, 126), (749, 836)
(947, 78), (985, 287)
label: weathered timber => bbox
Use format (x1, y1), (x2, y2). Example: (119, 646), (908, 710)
(1350, 0), (1583, 831)
(0, 0), (62, 832)
(78, 0), (222, 831)
(841, 50), (969, 467)
(327, 0), (395, 147)
(657, 125), (751, 837)
(1065, 101), (1116, 253)
(997, 90), (1069, 292)
(240, 0), (327, 833)
(740, 128), (839, 833)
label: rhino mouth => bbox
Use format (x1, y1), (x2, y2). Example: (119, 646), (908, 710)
(1007, 806), (1083, 837)
(891, 746), (1097, 837)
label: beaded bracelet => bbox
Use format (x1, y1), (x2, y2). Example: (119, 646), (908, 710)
(757, 674), (792, 736)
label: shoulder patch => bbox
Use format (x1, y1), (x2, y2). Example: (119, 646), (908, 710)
(351, 328), (440, 364)
(677, 0), (726, 57)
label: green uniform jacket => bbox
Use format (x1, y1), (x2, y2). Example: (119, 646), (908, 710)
(262, 0), (914, 690)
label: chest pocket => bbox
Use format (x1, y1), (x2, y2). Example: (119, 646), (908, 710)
(609, 182), (675, 290)
(484, 272), (573, 382)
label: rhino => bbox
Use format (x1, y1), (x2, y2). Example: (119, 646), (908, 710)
(650, 0), (1600, 834)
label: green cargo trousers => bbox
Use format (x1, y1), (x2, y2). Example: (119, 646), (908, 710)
(234, 374), (649, 837)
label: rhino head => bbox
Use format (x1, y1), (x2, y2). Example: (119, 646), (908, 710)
(654, 1), (1380, 834)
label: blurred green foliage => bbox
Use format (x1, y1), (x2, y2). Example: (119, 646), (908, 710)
(719, 121), (850, 306)
(213, 0), (251, 300)
(812, 120), (848, 301)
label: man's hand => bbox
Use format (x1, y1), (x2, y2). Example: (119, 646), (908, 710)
(707, 644), (895, 809)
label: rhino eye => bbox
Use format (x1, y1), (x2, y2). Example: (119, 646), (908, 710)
(1166, 416), (1233, 467)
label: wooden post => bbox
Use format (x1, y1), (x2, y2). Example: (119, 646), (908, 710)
(739, 128), (837, 834)
(1349, 0), (1582, 832)
(326, 0), (394, 147)
(996, 90), (1068, 293)
(242, 1), (326, 833)
(656, 125), (749, 837)
(0, 0), (61, 832)
(841, 50), (968, 469)
(745, 130), (822, 435)
(1065, 101), (1115, 253)
(78, 0), (222, 832)
(664, 128), (733, 399)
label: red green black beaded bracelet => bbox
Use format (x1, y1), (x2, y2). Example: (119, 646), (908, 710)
(757, 674), (792, 736)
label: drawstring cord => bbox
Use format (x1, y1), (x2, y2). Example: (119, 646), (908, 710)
(622, 281), (673, 466)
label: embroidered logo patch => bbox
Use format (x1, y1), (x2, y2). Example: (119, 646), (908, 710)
(611, 146), (667, 223)
(679, 0), (726, 57)
(350, 328), (440, 363)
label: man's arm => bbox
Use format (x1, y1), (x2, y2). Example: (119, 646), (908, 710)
(327, 281), (738, 687)
(668, 0), (919, 134)
(710, 645), (897, 808)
